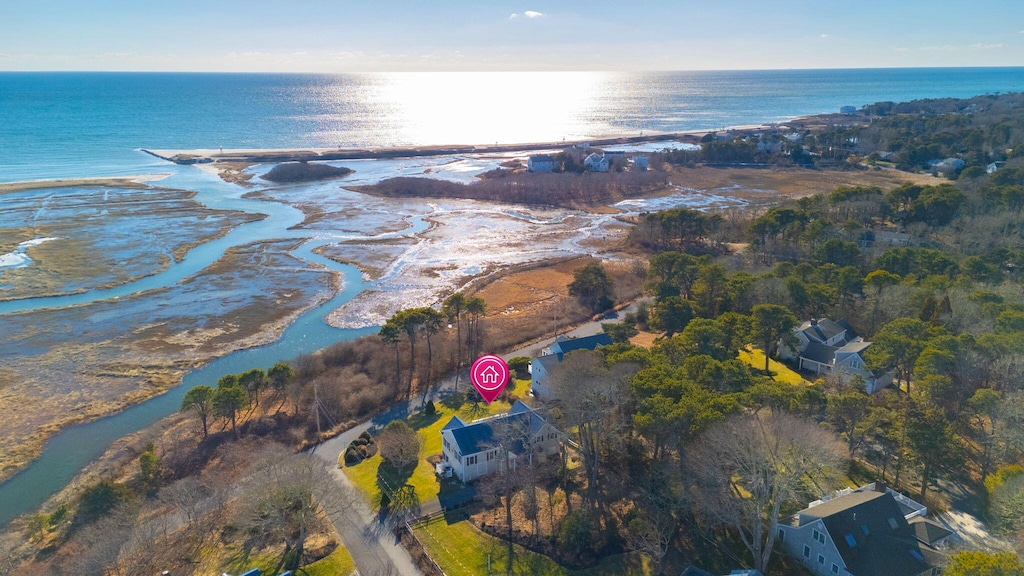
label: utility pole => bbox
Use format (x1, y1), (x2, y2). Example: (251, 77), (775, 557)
(313, 379), (321, 436)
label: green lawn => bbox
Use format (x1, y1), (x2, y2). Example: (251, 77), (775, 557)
(413, 515), (653, 576)
(738, 348), (810, 386)
(303, 544), (357, 576)
(343, 379), (533, 506)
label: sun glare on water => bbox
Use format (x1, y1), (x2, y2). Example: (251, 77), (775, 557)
(365, 71), (618, 145)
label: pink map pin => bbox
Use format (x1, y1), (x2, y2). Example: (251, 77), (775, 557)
(470, 355), (510, 404)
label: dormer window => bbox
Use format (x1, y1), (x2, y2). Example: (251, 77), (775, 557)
(888, 517), (899, 530)
(845, 534), (857, 547)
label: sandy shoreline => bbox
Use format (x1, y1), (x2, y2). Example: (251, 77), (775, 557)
(142, 130), (715, 166)
(0, 174), (172, 195)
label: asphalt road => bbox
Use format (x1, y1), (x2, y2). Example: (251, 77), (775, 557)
(310, 299), (645, 575)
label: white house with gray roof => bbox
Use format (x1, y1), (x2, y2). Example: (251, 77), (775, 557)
(439, 401), (560, 483)
(777, 482), (951, 576)
(780, 319), (893, 394)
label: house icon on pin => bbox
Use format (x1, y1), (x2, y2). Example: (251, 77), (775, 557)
(480, 365), (500, 385)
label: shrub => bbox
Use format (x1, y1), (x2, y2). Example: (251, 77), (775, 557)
(508, 357), (531, 379)
(344, 447), (362, 466)
(76, 480), (133, 524)
(985, 464), (1024, 494)
(557, 510), (593, 554)
(424, 400), (437, 415)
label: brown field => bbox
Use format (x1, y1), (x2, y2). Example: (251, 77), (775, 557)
(664, 165), (943, 204)
(473, 256), (645, 353)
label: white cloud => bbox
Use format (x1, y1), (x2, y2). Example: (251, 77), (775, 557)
(509, 13), (518, 19)
(524, 10), (543, 18)
(969, 42), (1004, 49)
(820, 33), (829, 38)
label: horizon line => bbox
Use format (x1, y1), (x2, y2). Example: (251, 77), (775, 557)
(3, 65), (1024, 75)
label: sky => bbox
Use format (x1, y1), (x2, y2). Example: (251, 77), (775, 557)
(3, 0), (1024, 72)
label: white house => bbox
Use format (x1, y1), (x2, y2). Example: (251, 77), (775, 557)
(780, 319), (892, 394)
(530, 333), (613, 397)
(439, 401), (560, 483)
(988, 161), (1006, 174)
(777, 482), (951, 576)
(583, 152), (609, 172)
(528, 154), (555, 173)
(632, 155), (650, 170)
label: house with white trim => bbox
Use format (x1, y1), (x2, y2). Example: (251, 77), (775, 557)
(530, 333), (613, 397)
(439, 401), (560, 483)
(528, 154), (555, 173)
(780, 319), (893, 394)
(777, 482), (951, 576)
(583, 152), (609, 172)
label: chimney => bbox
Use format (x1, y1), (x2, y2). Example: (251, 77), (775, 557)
(875, 480), (888, 493)
(810, 319), (818, 326)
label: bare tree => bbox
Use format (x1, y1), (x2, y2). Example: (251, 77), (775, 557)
(482, 416), (532, 575)
(377, 420), (421, 471)
(236, 445), (352, 574)
(549, 350), (626, 495)
(624, 492), (677, 574)
(687, 411), (846, 574)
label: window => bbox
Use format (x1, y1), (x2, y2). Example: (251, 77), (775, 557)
(844, 534), (857, 548)
(831, 563), (840, 574)
(860, 524), (870, 535)
(817, 531), (827, 544)
(777, 529), (785, 543)
(813, 529), (820, 543)
(466, 455), (477, 465)
(487, 451), (494, 461)
(888, 517), (899, 530)
(803, 545), (810, 559)
(818, 554), (825, 565)
(909, 549), (925, 562)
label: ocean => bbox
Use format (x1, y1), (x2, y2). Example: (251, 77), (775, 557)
(3, 68), (1024, 182)
(3, 67), (1024, 528)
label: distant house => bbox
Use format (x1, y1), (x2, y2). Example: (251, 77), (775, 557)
(840, 105), (858, 115)
(528, 154), (556, 173)
(858, 230), (911, 249)
(777, 482), (952, 576)
(780, 319), (892, 394)
(988, 161), (1006, 174)
(757, 140), (783, 154)
(785, 132), (804, 144)
(531, 333), (613, 397)
(583, 152), (609, 172)
(439, 401), (560, 483)
(927, 158), (965, 173)
(632, 155), (650, 170)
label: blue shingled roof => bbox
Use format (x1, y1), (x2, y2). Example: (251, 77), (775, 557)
(441, 416), (466, 431)
(550, 333), (612, 358)
(445, 401), (547, 455)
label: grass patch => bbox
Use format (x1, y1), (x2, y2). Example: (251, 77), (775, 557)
(303, 545), (357, 576)
(203, 544), (279, 576)
(413, 516), (653, 576)
(343, 380), (533, 506)
(738, 348), (809, 386)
